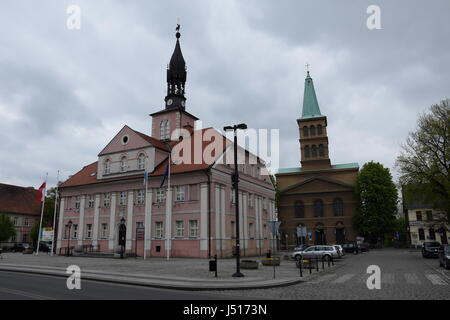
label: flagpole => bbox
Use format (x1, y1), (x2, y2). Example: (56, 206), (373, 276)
(51, 170), (59, 257)
(36, 172), (48, 256)
(143, 157), (148, 260)
(166, 152), (171, 261)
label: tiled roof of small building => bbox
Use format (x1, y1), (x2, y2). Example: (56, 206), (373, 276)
(0, 183), (41, 216)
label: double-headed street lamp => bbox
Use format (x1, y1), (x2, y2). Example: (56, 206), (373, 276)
(224, 123), (247, 278)
(67, 220), (73, 257)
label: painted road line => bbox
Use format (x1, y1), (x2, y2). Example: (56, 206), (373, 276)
(331, 274), (355, 284)
(425, 274), (448, 285)
(0, 287), (55, 300)
(404, 273), (421, 285)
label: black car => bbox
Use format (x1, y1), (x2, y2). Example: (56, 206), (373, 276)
(38, 242), (51, 253)
(11, 243), (26, 252)
(422, 241), (441, 258)
(342, 243), (359, 254)
(438, 245), (450, 269)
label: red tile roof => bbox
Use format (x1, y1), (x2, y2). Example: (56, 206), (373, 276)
(0, 183), (41, 216)
(60, 128), (231, 188)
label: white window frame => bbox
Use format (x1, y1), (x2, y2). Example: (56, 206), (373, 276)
(155, 221), (164, 239)
(189, 220), (199, 238)
(156, 188), (164, 203)
(13, 216), (18, 226)
(88, 195), (94, 208)
(137, 190), (145, 205)
(136, 221), (144, 229)
(176, 220), (184, 238)
(176, 185), (185, 202)
(138, 153), (145, 170)
(119, 192), (127, 206)
(75, 196), (81, 210)
(160, 121), (165, 139)
(165, 120), (170, 140)
(72, 224), (78, 239)
(103, 193), (110, 207)
(86, 224), (92, 239)
(231, 188), (236, 204)
(24, 218), (29, 227)
(101, 223), (108, 239)
(104, 159), (110, 175)
(120, 156), (127, 172)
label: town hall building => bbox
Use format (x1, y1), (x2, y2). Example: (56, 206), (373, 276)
(276, 71), (359, 250)
(57, 27), (276, 258)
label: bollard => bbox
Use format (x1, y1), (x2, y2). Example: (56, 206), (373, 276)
(309, 259), (312, 274)
(215, 255), (218, 278)
(331, 256), (334, 266)
(316, 256), (319, 272)
(300, 259), (303, 277)
(328, 256), (331, 267)
(322, 257), (325, 270)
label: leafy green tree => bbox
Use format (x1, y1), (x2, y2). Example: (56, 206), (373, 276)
(353, 161), (398, 245)
(396, 99), (450, 229)
(0, 214), (16, 243)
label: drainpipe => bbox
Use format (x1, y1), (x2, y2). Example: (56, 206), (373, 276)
(205, 169), (212, 258)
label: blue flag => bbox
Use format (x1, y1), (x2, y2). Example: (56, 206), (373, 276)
(143, 170), (148, 187)
(160, 163), (169, 188)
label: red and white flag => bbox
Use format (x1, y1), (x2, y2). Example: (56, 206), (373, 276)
(38, 182), (46, 202)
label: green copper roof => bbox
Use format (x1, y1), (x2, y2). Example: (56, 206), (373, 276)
(300, 72), (322, 119)
(276, 163), (359, 175)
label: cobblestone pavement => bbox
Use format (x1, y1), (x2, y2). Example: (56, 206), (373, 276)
(204, 249), (450, 300)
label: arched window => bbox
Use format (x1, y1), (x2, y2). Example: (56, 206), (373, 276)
(303, 126), (309, 137)
(319, 144), (324, 157)
(317, 124), (323, 135)
(333, 198), (343, 216)
(165, 120), (170, 140)
(304, 146), (311, 158)
(104, 159), (110, 175)
(120, 156), (127, 172)
(294, 201), (304, 218)
(311, 145), (317, 157)
(335, 222), (345, 244)
(310, 125), (316, 136)
(314, 199), (324, 217)
(160, 121), (165, 139)
(138, 153), (145, 170)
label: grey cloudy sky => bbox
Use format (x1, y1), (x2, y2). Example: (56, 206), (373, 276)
(0, 0), (449, 190)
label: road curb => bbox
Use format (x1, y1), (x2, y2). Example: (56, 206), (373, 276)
(0, 265), (305, 291)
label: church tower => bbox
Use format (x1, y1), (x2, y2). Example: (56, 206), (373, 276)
(151, 25), (199, 141)
(297, 71), (331, 170)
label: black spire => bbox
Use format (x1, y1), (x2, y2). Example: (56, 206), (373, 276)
(165, 24), (187, 110)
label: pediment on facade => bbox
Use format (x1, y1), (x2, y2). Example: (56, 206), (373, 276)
(280, 176), (354, 195)
(98, 125), (154, 156)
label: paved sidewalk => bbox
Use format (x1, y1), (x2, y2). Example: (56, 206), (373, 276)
(0, 252), (344, 290)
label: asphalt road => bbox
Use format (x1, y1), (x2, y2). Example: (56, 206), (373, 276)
(0, 271), (247, 300)
(204, 248), (450, 300)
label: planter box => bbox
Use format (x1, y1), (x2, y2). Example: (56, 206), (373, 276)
(261, 257), (281, 266)
(241, 260), (259, 269)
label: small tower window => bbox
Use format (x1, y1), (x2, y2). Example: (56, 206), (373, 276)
(303, 126), (309, 137)
(138, 153), (145, 170)
(120, 156), (127, 172)
(165, 120), (170, 140)
(312, 145), (317, 157)
(317, 125), (323, 135)
(304, 146), (311, 158)
(104, 159), (110, 175)
(319, 144), (324, 157)
(160, 121), (165, 139)
(310, 125), (316, 136)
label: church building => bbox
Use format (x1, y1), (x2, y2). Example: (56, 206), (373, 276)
(57, 27), (276, 258)
(275, 71), (359, 249)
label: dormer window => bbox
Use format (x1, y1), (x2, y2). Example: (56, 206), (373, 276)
(120, 156), (127, 172)
(104, 159), (110, 175)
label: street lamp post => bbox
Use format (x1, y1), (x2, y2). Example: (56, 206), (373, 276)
(224, 123), (247, 278)
(67, 220), (73, 257)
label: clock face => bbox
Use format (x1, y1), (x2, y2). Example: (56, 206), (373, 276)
(167, 99), (173, 106)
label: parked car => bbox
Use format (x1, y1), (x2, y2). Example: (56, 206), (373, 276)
(291, 245), (340, 261)
(360, 243), (370, 252)
(293, 244), (309, 252)
(38, 242), (51, 253)
(22, 244), (34, 254)
(333, 245), (345, 257)
(342, 243), (359, 254)
(438, 245), (450, 269)
(12, 243), (26, 252)
(422, 241), (441, 258)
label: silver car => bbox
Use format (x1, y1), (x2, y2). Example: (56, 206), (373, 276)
(291, 245), (340, 261)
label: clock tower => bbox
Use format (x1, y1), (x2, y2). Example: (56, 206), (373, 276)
(150, 25), (198, 141)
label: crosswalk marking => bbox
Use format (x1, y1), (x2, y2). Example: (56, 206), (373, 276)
(425, 274), (448, 285)
(331, 274), (355, 283)
(404, 273), (421, 284)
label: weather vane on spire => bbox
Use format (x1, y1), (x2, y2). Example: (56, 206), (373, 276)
(176, 18), (181, 38)
(305, 63), (310, 75)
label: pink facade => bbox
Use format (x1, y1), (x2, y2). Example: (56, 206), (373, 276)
(57, 28), (276, 259)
